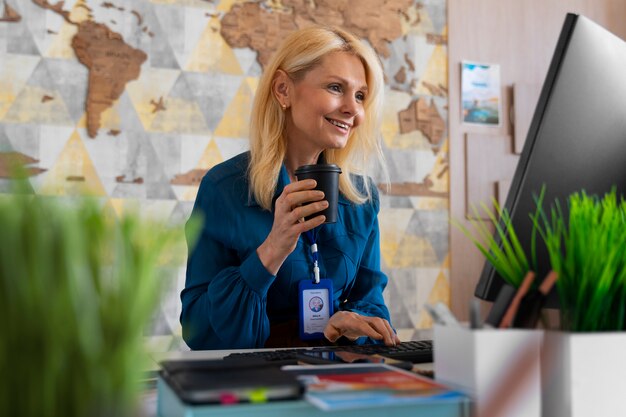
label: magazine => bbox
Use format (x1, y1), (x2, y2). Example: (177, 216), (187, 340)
(282, 363), (467, 411)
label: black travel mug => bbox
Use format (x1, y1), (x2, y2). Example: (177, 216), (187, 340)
(294, 163), (342, 223)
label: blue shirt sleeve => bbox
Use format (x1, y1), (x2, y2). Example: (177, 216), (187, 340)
(180, 175), (275, 350)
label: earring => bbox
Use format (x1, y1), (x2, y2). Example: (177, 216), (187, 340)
(281, 104), (287, 110)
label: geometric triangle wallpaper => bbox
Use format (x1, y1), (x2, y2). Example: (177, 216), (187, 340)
(0, 0), (449, 350)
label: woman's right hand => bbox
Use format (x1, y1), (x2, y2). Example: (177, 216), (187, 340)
(257, 179), (328, 275)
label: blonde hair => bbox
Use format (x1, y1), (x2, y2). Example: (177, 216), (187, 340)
(249, 25), (387, 211)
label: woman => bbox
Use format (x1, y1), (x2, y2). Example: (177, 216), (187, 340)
(181, 25), (401, 350)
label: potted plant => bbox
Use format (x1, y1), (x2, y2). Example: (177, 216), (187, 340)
(445, 199), (545, 417)
(455, 198), (540, 290)
(0, 176), (193, 417)
(534, 189), (626, 417)
(458, 189), (626, 417)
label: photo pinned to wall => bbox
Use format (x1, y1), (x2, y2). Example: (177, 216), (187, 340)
(461, 61), (502, 126)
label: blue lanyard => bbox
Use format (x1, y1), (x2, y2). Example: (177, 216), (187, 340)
(303, 228), (321, 284)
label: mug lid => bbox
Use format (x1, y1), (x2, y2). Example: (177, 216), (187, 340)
(294, 163), (342, 175)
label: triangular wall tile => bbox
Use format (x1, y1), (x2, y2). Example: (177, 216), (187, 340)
(147, 12), (181, 70)
(44, 59), (88, 123)
(417, 268), (450, 328)
(185, 19), (242, 75)
(4, 123), (40, 161)
(415, 44), (448, 96)
(213, 79), (253, 139)
(149, 97), (211, 135)
(45, 20), (79, 59)
(380, 89), (410, 149)
(196, 138), (222, 170)
(0, 54), (40, 121)
(378, 208), (414, 268)
(7, 17), (40, 56)
(213, 137), (249, 162)
(406, 209), (449, 263)
(0, 124), (12, 151)
(23, 1), (54, 55)
(3, 85), (73, 126)
(37, 125), (75, 170)
(185, 72), (243, 131)
(180, 133), (212, 174)
(39, 129), (107, 196)
(154, 5), (208, 70)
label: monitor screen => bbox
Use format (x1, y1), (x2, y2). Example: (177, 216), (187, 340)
(475, 13), (626, 306)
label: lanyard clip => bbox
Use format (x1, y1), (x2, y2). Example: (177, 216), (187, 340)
(313, 262), (320, 284)
(310, 243), (320, 284)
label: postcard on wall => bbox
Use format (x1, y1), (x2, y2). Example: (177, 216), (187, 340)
(461, 61), (502, 126)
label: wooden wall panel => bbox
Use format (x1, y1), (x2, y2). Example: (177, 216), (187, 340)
(448, 0), (626, 320)
(465, 134), (518, 219)
(512, 83), (542, 154)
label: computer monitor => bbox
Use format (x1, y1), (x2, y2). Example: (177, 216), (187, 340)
(474, 13), (626, 307)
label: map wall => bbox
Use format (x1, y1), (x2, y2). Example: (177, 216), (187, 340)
(0, 0), (449, 350)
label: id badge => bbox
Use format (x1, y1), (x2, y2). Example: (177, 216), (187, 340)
(298, 278), (334, 340)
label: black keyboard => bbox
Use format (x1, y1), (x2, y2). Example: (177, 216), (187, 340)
(224, 340), (433, 365)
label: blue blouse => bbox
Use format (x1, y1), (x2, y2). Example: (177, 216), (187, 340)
(181, 152), (392, 350)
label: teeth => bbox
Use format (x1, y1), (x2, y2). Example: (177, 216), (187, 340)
(328, 119), (349, 129)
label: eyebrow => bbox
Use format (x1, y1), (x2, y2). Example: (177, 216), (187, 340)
(327, 75), (368, 92)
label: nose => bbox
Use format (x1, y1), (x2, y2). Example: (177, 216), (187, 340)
(340, 95), (361, 117)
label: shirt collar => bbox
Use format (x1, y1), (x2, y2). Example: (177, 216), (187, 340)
(244, 163), (291, 207)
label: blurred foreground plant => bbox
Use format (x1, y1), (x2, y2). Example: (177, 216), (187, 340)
(0, 177), (196, 417)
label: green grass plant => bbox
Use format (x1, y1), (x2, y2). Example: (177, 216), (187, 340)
(0, 176), (194, 417)
(534, 190), (626, 332)
(454, 196), (542, 289)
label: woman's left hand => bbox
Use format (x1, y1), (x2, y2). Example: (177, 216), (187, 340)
(323, 311), (401, 346)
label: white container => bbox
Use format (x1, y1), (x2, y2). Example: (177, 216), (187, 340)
(542, 331), (626, 417)
(434, 324), (543, 417)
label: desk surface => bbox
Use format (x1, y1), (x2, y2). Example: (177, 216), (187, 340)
(155, 376), (469, 417)
(148, 335), (442, 417)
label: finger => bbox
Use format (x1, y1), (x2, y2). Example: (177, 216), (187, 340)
(323, 325), (342, 343)
(274, 180), (318, 210)
(294, 215), (326, 236)
(284, 190), (325, 210)
(325, 312), (385, 343)
(291, 200), (328, 221)
(354, 321), (385, 341)
(363, 317), (394, 346)
(300, 214), (326, 230)
(381, 319), (397, 346)
(325, 324), (382, 343)
(374, 319), (395, 347)
(283, 179), (317, 194)
(275, 190), (323, 217)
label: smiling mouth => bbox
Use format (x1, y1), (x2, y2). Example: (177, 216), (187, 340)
(326, 117), (351, 130)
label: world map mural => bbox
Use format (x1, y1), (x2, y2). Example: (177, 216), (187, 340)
(0, 0), (449, 350)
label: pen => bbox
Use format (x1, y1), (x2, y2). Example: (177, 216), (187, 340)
(513, 270), (558, 329)
(498, 271), (535, 328)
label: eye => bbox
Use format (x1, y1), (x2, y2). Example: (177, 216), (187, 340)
(328, 83), (342, 93)
(355, 91), (366, 102)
